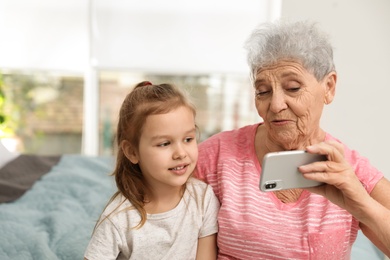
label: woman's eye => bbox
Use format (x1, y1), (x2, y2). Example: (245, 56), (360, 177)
(255, 89), (270, 97)
(287, 87), (301, 92)
(285, 81), (301, 92)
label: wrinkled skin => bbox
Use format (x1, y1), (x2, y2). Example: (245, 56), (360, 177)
(254, 60), (390, 257)
(254, 60), (336, 153)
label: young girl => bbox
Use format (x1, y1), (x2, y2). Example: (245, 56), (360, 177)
(84, 81), (220, 260)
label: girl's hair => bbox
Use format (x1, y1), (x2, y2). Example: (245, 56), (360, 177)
(244, 19), (336, 82)
(112, 81), (196, 228)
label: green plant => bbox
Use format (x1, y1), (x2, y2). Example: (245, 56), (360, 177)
(0, 80), (4, 124)
(0, 73), (14, 138)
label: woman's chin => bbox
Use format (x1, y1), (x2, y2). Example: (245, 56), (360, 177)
(270, 132), (301, 149)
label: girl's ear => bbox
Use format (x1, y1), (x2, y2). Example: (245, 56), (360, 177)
(121, 140), (139, 164)
(324, 71), (337, 105)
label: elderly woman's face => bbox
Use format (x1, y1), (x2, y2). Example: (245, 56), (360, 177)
(254, 60), (336, 149)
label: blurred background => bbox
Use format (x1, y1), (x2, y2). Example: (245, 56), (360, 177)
(0, 0), (277, 155)
(0, 0), (389, 180)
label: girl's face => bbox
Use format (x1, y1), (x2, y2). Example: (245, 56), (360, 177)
(254, 60), (336, 150)
(132, 106), (198, 191)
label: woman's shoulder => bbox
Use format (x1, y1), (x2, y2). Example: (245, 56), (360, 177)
(325, 132), (360, 158)
(325, 132), (383, 191)
(199, 123), (259, 148)
(207, 123), (259, 139)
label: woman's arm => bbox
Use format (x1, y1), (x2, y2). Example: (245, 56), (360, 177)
(300, 140), (390, 257)
(196, 234), (217, 260)
(359, 177), (390, 257)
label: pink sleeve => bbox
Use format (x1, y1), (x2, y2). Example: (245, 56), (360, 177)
(195, 136), (221, 197)
(325, 134), (384, 193)
(348, 149), (384, 193)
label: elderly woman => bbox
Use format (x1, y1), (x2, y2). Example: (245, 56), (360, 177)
(196, 20), (390, 259)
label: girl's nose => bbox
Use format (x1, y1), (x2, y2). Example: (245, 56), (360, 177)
(173, 145), (187, 160)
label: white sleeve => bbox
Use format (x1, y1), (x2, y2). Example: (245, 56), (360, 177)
(199, 185), (220, 238)
(84, 217), (123, 260)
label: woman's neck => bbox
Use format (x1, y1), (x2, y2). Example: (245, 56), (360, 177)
(256, 124), (326, 160)
(255, 124), (325, 204)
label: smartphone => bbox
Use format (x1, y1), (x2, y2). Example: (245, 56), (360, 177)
(259, 150), (327, 192)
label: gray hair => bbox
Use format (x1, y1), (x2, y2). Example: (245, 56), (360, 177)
(244, 20), (335, 82)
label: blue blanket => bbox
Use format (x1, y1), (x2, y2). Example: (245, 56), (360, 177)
(0, 154), (383, 259)
(0, 155), (116, 260)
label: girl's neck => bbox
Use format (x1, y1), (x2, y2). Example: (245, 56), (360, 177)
(144, 185), (185, 214)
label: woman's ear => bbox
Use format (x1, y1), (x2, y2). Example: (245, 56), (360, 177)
(324, 71), (337, 105)
(121, 140), (139, 164)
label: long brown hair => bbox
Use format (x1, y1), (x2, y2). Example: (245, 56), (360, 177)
(110, 81), (196, 229)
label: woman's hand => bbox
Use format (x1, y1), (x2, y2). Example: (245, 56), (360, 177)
(299, 140), (370, 218)
(300, 140), (390, 257)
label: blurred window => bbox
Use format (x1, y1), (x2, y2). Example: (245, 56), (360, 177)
(98, 72), (259, 155)
(0, 70), (83, 154)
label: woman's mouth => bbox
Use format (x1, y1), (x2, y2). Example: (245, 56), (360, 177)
(271, 119), (293, 125)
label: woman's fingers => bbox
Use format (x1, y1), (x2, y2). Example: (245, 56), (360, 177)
(305, 140), (345, 163)
(300, 140), (369, 210)
(298, 141), (355, 186)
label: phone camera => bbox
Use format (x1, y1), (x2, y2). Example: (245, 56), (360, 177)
(265, 182), (277, 189)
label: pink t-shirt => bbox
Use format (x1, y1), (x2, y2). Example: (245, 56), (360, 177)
(196, 123), (383, 260)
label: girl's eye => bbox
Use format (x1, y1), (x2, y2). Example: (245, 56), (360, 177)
(184, 137), (194, 143)
(157, 142), (170, 147)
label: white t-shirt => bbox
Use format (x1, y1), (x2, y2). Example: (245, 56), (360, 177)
(84, 177), (220, 260)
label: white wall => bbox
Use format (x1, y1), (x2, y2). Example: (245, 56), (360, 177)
(92, 0), (278, 74)
(0, 0), (279, 74)
(0, 0), (88, 72)
(282, 0), (390, 179)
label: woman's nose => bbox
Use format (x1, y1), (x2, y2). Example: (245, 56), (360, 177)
(269, 90), (288, 113)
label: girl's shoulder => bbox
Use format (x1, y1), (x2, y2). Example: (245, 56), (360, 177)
(186, 177), (208, 190)
(102, 193), (135, 217)
(186, 177), (218, 200)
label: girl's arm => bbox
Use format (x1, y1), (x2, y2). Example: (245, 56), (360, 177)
(196, 234), (217, 260)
